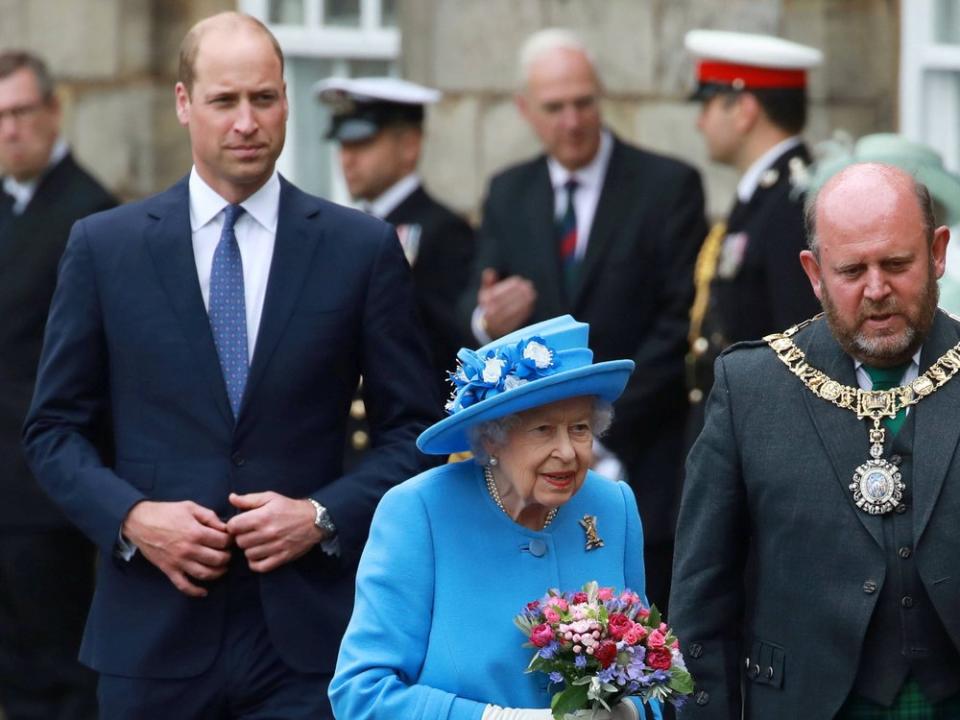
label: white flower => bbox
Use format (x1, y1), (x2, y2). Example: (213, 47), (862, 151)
(482, 356), (506, 384)
(503, 375), (528, 391)
(523, 340), (553, 369)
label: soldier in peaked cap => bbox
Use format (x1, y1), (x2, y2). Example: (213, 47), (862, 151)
(684, 30), (824, 441)
(317, 77), (475, 471)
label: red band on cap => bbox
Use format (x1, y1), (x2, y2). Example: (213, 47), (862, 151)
(697, 61), (807, 89)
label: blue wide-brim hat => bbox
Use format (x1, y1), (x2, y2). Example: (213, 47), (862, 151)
(416, 315), (634, 455)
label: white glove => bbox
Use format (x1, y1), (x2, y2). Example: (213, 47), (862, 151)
(481, 702), (639, 720)
(481, 707), (552, 720)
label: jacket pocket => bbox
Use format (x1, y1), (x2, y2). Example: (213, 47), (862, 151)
(745, 639), (785, 689)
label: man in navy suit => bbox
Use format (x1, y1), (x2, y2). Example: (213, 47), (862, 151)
(22, 12), (437, 719)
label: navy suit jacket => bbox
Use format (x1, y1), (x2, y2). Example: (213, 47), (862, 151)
(22, 176), (439, 678)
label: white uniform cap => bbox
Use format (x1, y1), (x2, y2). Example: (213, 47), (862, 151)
(314, 77), (441, 105)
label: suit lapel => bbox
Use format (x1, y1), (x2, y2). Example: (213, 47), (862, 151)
(144, 178), (234, 427)
(797, 319), (885, 547)
(525, 160), (567, 311)
(912, 311), (960, 543)
(572, 138), (636, 308)
(242, 178), (323, 414)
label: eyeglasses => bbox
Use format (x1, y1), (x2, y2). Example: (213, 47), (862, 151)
(0, 101), (46, 124)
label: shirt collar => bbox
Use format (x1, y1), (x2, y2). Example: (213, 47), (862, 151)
(3, 137), (69, 211)
(368, 173), (420, 219)
(853, 349), (922, 375)
(188, 167), (280, 233)
(547, 129), (613, 192)
(737, 135), (803, 203)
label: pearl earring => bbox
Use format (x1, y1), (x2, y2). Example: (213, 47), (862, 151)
(488, 456), (499, 467)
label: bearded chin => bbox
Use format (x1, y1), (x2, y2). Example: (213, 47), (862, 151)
(820, 269), (940, 366)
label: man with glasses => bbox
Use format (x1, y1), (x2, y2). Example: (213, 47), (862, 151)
(0, 51), (115, 720)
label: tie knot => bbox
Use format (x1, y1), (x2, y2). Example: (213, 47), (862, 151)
(564, 178), (578, 195)
(222, 204), (245, 231)
(863, 362), (911, 391)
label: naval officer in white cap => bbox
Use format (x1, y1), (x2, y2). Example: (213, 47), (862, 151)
(683, 29), (824, 439)
(316, 77), (475, 470)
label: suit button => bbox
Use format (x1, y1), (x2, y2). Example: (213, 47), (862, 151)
(688, 388), (704, 404)
(749, 664), (760, 679)
(352, 430), (370, 450)
(688, 642), (703, 659)
(766, 666), (775, 680)
(902, 595), (914, 609)
(898, 546), (912, 559)
(231, 452), (245, 467)
(692, 337), (709, 356)
(695, 690), (710, 706)
(350, 399), (366, 420)
(863, 580), (878, 594)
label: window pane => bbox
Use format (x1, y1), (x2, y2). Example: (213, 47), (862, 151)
(935, 0), (960, 44)
(381, 0), (398, 27)
(324, 0), (360, 27)
(268, 0), (305, 25)
(287, 57), (337, 198)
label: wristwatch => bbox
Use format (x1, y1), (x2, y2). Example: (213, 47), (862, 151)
(306, 498), (337, 537)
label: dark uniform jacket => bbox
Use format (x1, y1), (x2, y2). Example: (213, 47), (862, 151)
(344, 183), (474, 469)
(458, 135), (707, 560)
(672, 312), (960, 719)
(1, 152), (116, 530)
(689, 143), (820, 411)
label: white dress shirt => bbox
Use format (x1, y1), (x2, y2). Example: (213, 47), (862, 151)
(189, 167), (280, 363)
(2, 137), (69, 214)
(736, 135), (803, 203)
(366, 173), (420, 219)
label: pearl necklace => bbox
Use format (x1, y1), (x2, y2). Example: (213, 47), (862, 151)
(483, 465), (558, 529)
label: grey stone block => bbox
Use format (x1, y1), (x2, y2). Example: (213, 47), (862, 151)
(420, 96), (482, 214)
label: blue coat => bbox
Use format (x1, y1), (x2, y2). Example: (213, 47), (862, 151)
(330, 463), (659, 719)
(22, 176), (440, 678)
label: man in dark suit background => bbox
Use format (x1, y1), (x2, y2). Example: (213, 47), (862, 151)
(23, 13), (437, 719)
(684, 30), (823, 426)
(672, 163), (960, 717)
(0, 51), (115, 720)
(459, 28), (707, 611)
(316, 77), (475, 467)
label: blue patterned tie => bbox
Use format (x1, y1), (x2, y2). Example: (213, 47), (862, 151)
(209, 204), (248, 417)
(557, 179), (578, 296)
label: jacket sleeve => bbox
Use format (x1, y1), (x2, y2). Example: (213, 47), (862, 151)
(22, 220), (147, 553)
(312, 222), (441, 567)
(668, 354), (747, 719)
(329, 483), (487, 720)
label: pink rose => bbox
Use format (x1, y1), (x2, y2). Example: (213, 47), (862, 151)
(548, 597), (569, 612)
(571, 592), (588, 604)
(544, 607), (560, 623)
(530, 623), (555, 648)
(598, 587), (615, 601)
(623, 625), (647, 646)
(647, 629), (666, 648)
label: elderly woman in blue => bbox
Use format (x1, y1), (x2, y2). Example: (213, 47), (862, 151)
(330, 316), (660, 720)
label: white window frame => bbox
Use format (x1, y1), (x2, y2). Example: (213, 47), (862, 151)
(900, 0), (960, 172)
(240, 0), (400, 200)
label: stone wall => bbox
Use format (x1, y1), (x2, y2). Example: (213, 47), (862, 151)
(0, 0), (231, 201)
(403, 0), (900, 221)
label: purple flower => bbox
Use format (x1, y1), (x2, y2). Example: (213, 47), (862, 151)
(538, 641), (560, 660)
(598, 666), (617, 684)
(575, 654), (587, 670)
(549, 671), (563, 684)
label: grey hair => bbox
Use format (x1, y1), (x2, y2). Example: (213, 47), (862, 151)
(804, 162), (937, 258)
(517, 28), (595, 90)
(468, 399), (615, 465)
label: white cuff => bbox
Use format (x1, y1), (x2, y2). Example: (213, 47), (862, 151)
(471, 306), (493, 345)
(481, 705), (552, 720)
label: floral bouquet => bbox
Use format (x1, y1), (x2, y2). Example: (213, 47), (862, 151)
(515, 581), (693, 718)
